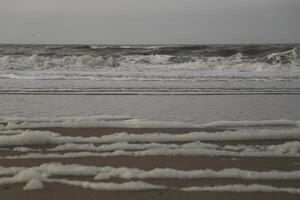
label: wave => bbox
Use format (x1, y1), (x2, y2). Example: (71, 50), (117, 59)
(0, 54), (208, 68)
(0, 54), (201, 68)
(1, 44), (299, 57)
(0, 54), (299, 82)
(0, 45), (299, 81)
(265, 48), (298, 64)
(0, 52), (298, 69)
(0, 54), (119, 68)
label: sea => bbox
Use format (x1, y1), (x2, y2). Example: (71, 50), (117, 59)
(0, 44), (299, 125)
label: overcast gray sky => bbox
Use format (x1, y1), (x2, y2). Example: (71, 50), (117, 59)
(0, 0), (299, 44)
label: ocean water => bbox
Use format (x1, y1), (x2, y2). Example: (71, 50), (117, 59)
(0, 44), (299, 126)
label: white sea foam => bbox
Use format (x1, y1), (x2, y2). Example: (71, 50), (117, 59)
(2, 163), (300, 191)
(0, 53), (298, 70)
(1, 128), (300, 148)
(182, 184), (300, 194)
(96, 129), (300, 143)
(23, 179), (44, 190)
(0, 131), (60, 147)
(0, 175), (163, 191)
(0, 116), (199, 129)
(0, 163), (165, 191)
(0, 130), (23, 135)
(2, 163), (300, 181)
(0, 54), (117, 68)
(13, 169), (46, 182)
(52, 179), (165, 191)
(1, 117), (300, 158)
(265, 48), (298, 64)
(0, 166), (25, 176)
(49, 142), (217, 152)
(3, 146), (300, 159)
(203, 120), (300, 128)
(268, 141), (300, 154)
(94, 167), (300, 181)
(13, 147), (37, 152)
(1, 116), (299, 130)
(0, 52), (299, 83)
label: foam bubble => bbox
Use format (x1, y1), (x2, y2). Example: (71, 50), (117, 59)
(23, 179), (44, 190)
(1, 128), (300, 148)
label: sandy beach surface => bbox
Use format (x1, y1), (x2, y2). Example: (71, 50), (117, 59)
(1, 127), (300, 200)
(2, 183), (300, 200)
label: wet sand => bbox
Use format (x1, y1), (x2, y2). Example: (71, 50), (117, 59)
(33, 127), (228, 136)
(1, 155), (300, 171)
(1, 183), (300, 200)
(0, 127), (300, 200)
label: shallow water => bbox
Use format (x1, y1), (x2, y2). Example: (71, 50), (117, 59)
(0, 94), (299, 124)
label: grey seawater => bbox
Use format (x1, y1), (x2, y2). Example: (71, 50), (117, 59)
(0, 78), (300, 95)
(0, 44), (299, 124)
(0, 94), (299, 124)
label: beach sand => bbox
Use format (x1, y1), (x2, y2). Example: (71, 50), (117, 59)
(1, 183), (300, 200)
(1, 127), (300, 200)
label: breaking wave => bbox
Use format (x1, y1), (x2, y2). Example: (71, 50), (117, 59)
(0, 53), (299, 70)
(0, 44), (299, 81)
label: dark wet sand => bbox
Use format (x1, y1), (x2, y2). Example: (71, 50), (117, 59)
(1, 155), (300, 171)
(1, 183), (300, 200)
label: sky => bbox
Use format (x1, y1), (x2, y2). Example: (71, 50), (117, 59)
(0, 0), (299, 44)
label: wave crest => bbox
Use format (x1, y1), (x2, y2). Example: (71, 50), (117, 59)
(0, 54), (200, 69)
(265, 48), (298, 64)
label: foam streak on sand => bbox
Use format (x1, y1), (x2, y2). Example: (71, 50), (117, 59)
(2, 163), (300, 192)
(3, 147), (300, 159)
(1, 127), (300, 158)
(182, 184), (300, 194)
(1, 128), (300, 145)
(0, 164), (165, 191)
(0, 116), (200, 129)
(1, 116), (299, 129)
(49, 179), (165, 191)
(202, 120), (300, 128)
(2, 163), (300, 180)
